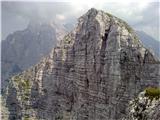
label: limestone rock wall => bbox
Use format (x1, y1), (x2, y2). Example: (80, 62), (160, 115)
(4, 8), (160, 120)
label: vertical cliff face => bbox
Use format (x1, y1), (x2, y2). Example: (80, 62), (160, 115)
(4, 8), (160, 120)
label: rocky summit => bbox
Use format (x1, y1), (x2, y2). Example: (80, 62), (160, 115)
(3, 8), (160, 120)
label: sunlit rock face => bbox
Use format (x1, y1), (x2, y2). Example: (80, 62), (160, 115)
(4, 8), (160, 120)
(124, 91), (160, 120)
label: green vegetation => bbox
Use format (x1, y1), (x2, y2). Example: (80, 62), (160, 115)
(21, 79), (30, 90)
(22, 93), (30, 101)
(145, 87), (160, 100)
(21, 80), (31, 101)
(133, 36), (139, 44)
(14, 75), (21, 82)
(55, 115), (63, 120)
(64, 35), (71, 44)
(116, 17), (133, 33)
(122, 21), (133, 33)
(24, 116), (29, 120)
(105, 12), (113, 18)
(116, 17), (140, 45)
(13, 75), (31, 101)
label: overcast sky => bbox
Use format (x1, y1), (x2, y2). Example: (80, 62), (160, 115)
(1, 1), (159, 41)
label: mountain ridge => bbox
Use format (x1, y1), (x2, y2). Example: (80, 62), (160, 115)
(136, 30), (160, 58)
(1, 21), (67, 92)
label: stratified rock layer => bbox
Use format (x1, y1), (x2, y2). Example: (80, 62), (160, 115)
(4, 8), (160, 120)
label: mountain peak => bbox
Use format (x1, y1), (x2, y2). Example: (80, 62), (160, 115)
(77, 8), (141, 50)
(79, 8), (99, 21)
(87, 7), (98, 14)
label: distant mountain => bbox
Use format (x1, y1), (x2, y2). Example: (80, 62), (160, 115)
(136, 31), (160, 58)
(64, 23), (75, 31)
(1, 21), (67, 91)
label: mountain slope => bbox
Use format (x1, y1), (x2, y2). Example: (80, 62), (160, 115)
(1, 22), (67, 91)
(4, 8), (160, 120)
(136, 31), (160, 58)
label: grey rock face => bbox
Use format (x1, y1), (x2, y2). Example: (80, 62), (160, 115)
(1, 22), (67, 91)
(4, 8), (160, 120)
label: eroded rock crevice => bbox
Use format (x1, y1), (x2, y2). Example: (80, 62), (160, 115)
(98, 25), (112, 84)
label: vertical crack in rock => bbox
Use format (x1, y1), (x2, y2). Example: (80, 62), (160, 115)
(143, 50), (148, 64)
(85, 43), (89, 89)
(98, 25), (111, 84)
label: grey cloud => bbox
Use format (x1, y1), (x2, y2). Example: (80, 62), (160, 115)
(132, 3), (159, 27)
(2, 2), (73, 39)
(2, 2), (72, 21)
(132, 3), (159, 40)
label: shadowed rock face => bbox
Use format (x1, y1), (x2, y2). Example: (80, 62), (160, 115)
(1, 22), (67, 92)
(4, 8), (160, 120)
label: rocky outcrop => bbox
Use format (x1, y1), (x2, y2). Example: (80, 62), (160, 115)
(4, 8), (160, 120)
(124, 90), (160, 120)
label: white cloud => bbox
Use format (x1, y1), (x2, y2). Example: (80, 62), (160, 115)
(2, 1), (159, 41)
(56, 14), (66, 21)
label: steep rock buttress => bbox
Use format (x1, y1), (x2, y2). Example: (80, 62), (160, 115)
(4, 8), (160, 120)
